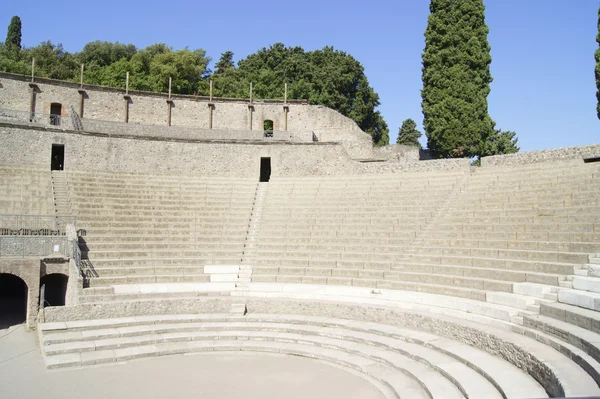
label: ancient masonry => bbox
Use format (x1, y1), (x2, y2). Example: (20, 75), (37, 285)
(1, 72), (600, 398)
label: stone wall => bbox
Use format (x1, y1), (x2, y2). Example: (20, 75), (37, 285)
(481, 143), (600, 168)
(0, 122), (469, 177)
(0, 258), (40, 329)
(0, 72), (374, 159)
(372, 144), (420, 162)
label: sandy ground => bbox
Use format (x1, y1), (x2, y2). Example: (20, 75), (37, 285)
(0, 324), (385, 399)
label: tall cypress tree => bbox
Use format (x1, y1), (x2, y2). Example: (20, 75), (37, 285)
(421, 0), (493, 158)
(5, 16), (22, 51)
(596, 6), (600, 120)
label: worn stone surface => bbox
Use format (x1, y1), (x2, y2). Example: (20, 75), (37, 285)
(481, 144), (600, 167)
(0, 124), (469, 176)
(0, 72), (374, 159)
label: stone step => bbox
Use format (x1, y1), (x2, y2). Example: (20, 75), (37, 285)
(486, 292), (547, 311)
(40, 340), (438, 399)
(39, 315), (548, 399)
(572, 276), (600, 294)
(513, 282), (556, 299)
(229, 304), (247, 315)
(558, 288), (600, 311)
(523, 314), (600, 365)
(539, 302), (600, 334)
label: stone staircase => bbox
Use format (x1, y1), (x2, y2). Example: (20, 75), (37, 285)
(51, 170), (71, 216)
(241, 182), (267, 265)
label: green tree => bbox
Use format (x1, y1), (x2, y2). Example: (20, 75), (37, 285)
(5, 16), (22, 51)
(396, 119), (423, 149)
(20, 41), (78, 80)
(483, 127), (519, 156)
(212, 43), (389, 146)
(214, 50), (234, 74)
(421, 0), (493, 158)
(596, 6), (600, 119)
(77, 41), (137, 69)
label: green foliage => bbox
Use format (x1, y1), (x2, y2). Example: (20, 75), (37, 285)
(81, 44), (211, 94)
(5, 16), (22, 51)
(213, 43), (389, 146)
(596, 6), (600, 119)
(21, 41), (79, 80)
(0, 32), (385, 143)
(483, 127), (520, 157)
(215, 51), (234, 74)
(421, 0), (493, 158)
(396, 119), (423, 149)
(77, 41), (137, 69)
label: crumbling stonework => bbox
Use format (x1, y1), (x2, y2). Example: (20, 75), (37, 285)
(481, 144), (600, 167)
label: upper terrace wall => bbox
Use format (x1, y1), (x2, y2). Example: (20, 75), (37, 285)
(0, 123), (468, 177)
(0, 72), (374, 159)
(481, 143), (600, 167)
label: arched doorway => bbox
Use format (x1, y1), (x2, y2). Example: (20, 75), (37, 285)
(39, 273), (68, 307)
(0, 273), (28, 328)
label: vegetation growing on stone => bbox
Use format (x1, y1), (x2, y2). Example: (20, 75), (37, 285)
(396, 119), (423, 149)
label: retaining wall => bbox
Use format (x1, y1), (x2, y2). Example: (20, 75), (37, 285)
(481, 143), (600, 167)
(0, 72), (374, 159)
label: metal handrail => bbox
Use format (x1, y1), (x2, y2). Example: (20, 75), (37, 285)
(0, 108), (77, 130)
(0, 214), (76, 236)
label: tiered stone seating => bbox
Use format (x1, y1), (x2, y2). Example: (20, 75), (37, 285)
(253, 171), (467, 288)
(0, 165), (54, 215)
(393, 161), (600, 307)
(67, 170), (257, 297)
(33, 158), (600, 397)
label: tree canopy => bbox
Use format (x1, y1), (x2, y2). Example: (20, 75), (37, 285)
(5, 16), (21, 51)
(396, 119), (423, 149)
(212, 43), (389, 146)
(421, 0), (494, 158)
(0, 26), (388, 145)
(214, 50), (234, 75)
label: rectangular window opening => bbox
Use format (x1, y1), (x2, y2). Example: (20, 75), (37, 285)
(260, 157), (271, 182)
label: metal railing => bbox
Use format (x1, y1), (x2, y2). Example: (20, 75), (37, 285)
(0, 214), (76, 236)
(0, 236), (70, 258)
(0, 108), (77, 130)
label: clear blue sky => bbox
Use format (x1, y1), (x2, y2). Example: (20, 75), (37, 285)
(2, 0), (598, 152)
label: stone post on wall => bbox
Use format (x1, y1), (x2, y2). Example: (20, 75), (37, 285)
(166, 77), (173, 126)
(28, 58), (37, 119)
(78, 64), (86, 118)
(248, 82), (254, 130)
(283, 83), (289, 131)
(208, 80), (214, 129)
(123, 72), (130, 123)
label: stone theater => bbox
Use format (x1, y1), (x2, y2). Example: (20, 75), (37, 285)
(1, 71), (600, 398)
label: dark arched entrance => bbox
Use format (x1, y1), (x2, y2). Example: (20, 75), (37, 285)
(0, 273), (28, 328)
(40, 273), (68, 307)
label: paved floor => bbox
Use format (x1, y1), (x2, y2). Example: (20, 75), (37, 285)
(0, 324), (386, 399)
